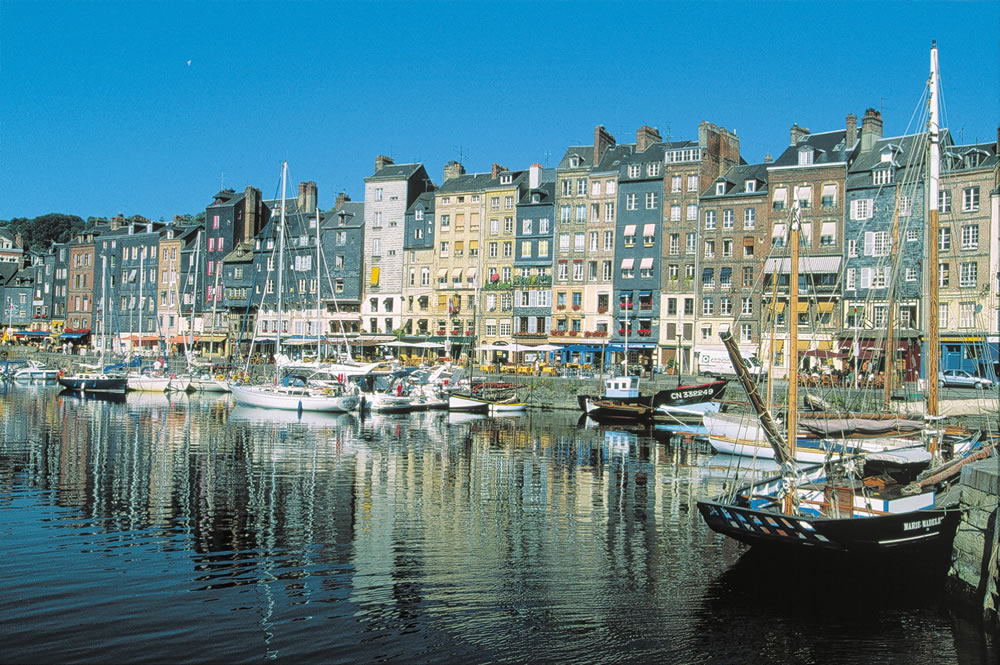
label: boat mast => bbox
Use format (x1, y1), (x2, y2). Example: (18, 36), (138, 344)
(101, 254), (107, 364)
(884, 187), (902, 408)
(926, 40), (941, 430)
(788, 202), (800, 466)
(315, 206), (322, 362)
(187, 230), (201, 364)
(275, 161), (288, 381)
(624, 291), (630, 377)
(138, 249), (144, 358)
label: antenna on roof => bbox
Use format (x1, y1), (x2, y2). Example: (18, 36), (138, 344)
(220, 172), (225, 190)
(665, 123), (672, 143)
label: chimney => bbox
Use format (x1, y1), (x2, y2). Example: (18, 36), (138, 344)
(491, 162), (506, 179)
(846, 113), (858, 147)
(297, 182), (307, 211)
(305, 181), (317, 214)
(594, 125), (616, 165)
(443, 161), (465, 182)
(335, 192), (351, 209)
(860, 108), (883, 152)
(790, 123), (810, 145)
(375, 154), (394, 172)
(636, 125), (661, 152)
(995, 127), (999, 153)
(529, 163), (542, 189)
(244, 186), (259, 241)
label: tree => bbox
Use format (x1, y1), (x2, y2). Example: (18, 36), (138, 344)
(1, 213), (86, 252)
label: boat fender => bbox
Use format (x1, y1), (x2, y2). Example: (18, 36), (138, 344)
(58, 370), (64, 378)
(217, 374), (224, 380)
(170, 373), (176, 379)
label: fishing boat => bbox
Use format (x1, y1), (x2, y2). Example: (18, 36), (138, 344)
(698, 43), (997, 559)
(126, 371), (191, 393)
(230, 161), (359, 414)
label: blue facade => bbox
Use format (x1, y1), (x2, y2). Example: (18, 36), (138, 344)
(514, 180), (555, 335)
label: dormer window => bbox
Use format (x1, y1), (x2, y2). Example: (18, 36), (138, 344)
(872, 168), (893, 185)
(715, 182), (726, 195)
(569, 156), (580, 168)
(745, 179), (756, 193)
(532, 193), (540, 204)
(500, 173), (512, 185)
(797, 148), (814, 165)
(415, 209), (424, 221)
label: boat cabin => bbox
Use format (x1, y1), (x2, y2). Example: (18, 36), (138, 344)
(603, 375), (640, 399)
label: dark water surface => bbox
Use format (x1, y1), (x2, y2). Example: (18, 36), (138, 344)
(0, 385), (994, 664)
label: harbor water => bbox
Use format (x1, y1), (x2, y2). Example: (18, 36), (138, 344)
(0, 384), (995, 664)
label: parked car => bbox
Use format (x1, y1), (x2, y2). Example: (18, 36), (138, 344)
(938, 369), (995, 390)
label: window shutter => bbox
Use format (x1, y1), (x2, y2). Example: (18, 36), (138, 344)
(864, 232), (874, 256)
(860, 268), (872, 288)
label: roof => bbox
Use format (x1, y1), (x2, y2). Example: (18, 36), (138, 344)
(703, 163), (770, 199)
(770, 129), (851, 167)
(406, 191), (436, 215)
(0, 262), (20, 285)
(436, 170), (527, 194)
(365, 162), (425, 181)
(321, 201), (365, 230)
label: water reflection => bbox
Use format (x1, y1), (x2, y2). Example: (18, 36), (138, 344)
(0, 385), (991, 664)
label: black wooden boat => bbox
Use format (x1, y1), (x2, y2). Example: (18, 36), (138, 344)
(578, 375), (726, 423)
(58, 372), (128, 393)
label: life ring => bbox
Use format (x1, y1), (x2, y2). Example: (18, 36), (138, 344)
(216, 374), (224, 380)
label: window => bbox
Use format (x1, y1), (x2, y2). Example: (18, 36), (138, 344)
(668, 264), (679, 280)
(670, 204), (681, 221)
(741, 297), (753, 315)
(962, 187), (979, 212)
(872, 169), (893, 185)
(722, 239), (733, 257)
(557, 262), (568, 280)
(686, 204), (698, 220)
(372, 238), (381, 256)
(959, 262), (977, 288)
(643, 225), (655, 245)
(591, 181), (601, 196)
(604, 202), (615, 222)
(702, 298), (714, 315)
(503, 241), (512, 258)
(820, 221), (837, 246)
(645, 192), (657, 209)
(865, 231), (890, 257)
(795, 185), (812, 209)
(846, 268), (856, 290)
(574, 233), (585, 251)
(628, 164), (640, 178)
(744, 208), (755, 229)
(522, 218), (533, 234)
(375, 187), (383, 201)
(906, 228), (918, 242)
(905, 267), (917, 282)
(575, 205), (586, 222)
(439, 241), (449, 257)
(604, 231), (614, 251)
(626, 193), (637, 210)
(686, 233), (696, 254)
(721, 296), (732, 315)
(939, 262), (950, 287)
(723, 209), (734, 229)
(938, 190), (951, 213)
(743, 238), (754, 257)
(505, 217), (514, 233)
(647, 162), (661, 177)
(900, 196), (912, 217)
(539, 218), (550, 233)
(939, 227), (951, 251)
(624, 227), (636, 246)
(602, 261), (612, 280)
(821, 184), (837, 208)
(671, 176), (682, 192)
(704, 240), (715, 257)
(573, 261), (584, 281)
(772, 188), (787, 210)
(505, 196), (514, 209)
(938, 302), (948, 329)
(687, 175), (698, 192)
(669, 234), (680, 255)
(850, 198), (873, 220)
(704, 211), (716, 230)
(961, 225), (979, 250)
(959, 302), (975, 328)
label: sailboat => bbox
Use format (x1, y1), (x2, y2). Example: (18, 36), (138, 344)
(59, 255), (128, 394)
(447, 287), (526, 414)
(697, 42), (997, 557)
(578, 293), (727, 423)
(230, 161), (359, 414)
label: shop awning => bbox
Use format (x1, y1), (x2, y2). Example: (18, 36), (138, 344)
(769, 301), (787, 313)
(621, 258), (634, 269)
(640, 257), (654, 269)
(764, 256), (842, 274)
(59, 331), (89, 339)
(624, 224), (636, 236)
(816, 301), (835, 313)
(16, 330), (51, 337)
(437, 268), (448, 278)
(642, 223), (656, 237)
(451, 268), (462, 279)
(796, 302), (809, 313)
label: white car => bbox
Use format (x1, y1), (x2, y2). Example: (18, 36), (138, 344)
(938, 369), (995, 390)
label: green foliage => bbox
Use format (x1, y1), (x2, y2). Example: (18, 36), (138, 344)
(0, 213), (86, 252)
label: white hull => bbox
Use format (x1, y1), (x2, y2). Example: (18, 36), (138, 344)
(230, 384), (359, 413)
(127, 374), (191, 392)
(189, 376), (231, 392)
(704, 412), (916, 463)
(364, 393), (413, 413)
(13, 369), (60, 381)
(489, 401), (527, 414)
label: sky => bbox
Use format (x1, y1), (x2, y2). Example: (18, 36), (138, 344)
(1, 0), (998, 222)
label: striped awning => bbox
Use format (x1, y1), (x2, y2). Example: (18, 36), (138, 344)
(764, 256), (842, 274)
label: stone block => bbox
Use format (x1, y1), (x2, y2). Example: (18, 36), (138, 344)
(952, 527), (984, 558)
(960, 459), (1000, 496)
(950, 557), (982, 588)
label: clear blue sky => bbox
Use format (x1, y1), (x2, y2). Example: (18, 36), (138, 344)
(2, 0), (998, 221)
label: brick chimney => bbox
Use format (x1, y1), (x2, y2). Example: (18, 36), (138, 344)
(860, 108), (883, 152)
(335, 192), (351, 209)
(491, 162), (506, 179)
(375, 155), (394, 172)
(297, 182), (307, 211)
(846, 113), (858, 147)
(305, 181), (317, 213)
(636, 125), (661, 152)
(594, 125), (616, 165)
(443, 161), (465, 182)
(790, 123), (810, 145)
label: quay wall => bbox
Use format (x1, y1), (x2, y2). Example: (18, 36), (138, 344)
(948, 458), (1000, 629)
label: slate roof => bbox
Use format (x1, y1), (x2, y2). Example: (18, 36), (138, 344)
(436, 170), (528, 194)
(846, 132), (937, 190)
(702, 163), (770, 199)
(770, 130), (852, 167)
(0, 262), (20, 285)
(321, 201), (365, 230)
(406, 191), (436, 215)
(365, 163), (425, 181)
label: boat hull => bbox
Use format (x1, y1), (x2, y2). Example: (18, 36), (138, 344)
(13, 369), (60, 381)
(448, 392), (490, 413)
(127, 375), (191, 392)
(58, 375), (127, 393)
(231, 385), (359, 413)
(697, 498), (961, 555)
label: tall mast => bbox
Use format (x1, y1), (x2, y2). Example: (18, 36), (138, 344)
(927, 40), (941, 425)
(275, 161), (287, 373)
(787, 202), (801, 473)
(138, 249), (144, 357)
(101, 254), (107, 363)
(187, 230), (201, 362)
(624, 291), (630, 377)
(884, 187), (902, 408)
(315, 206), (322, 361)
